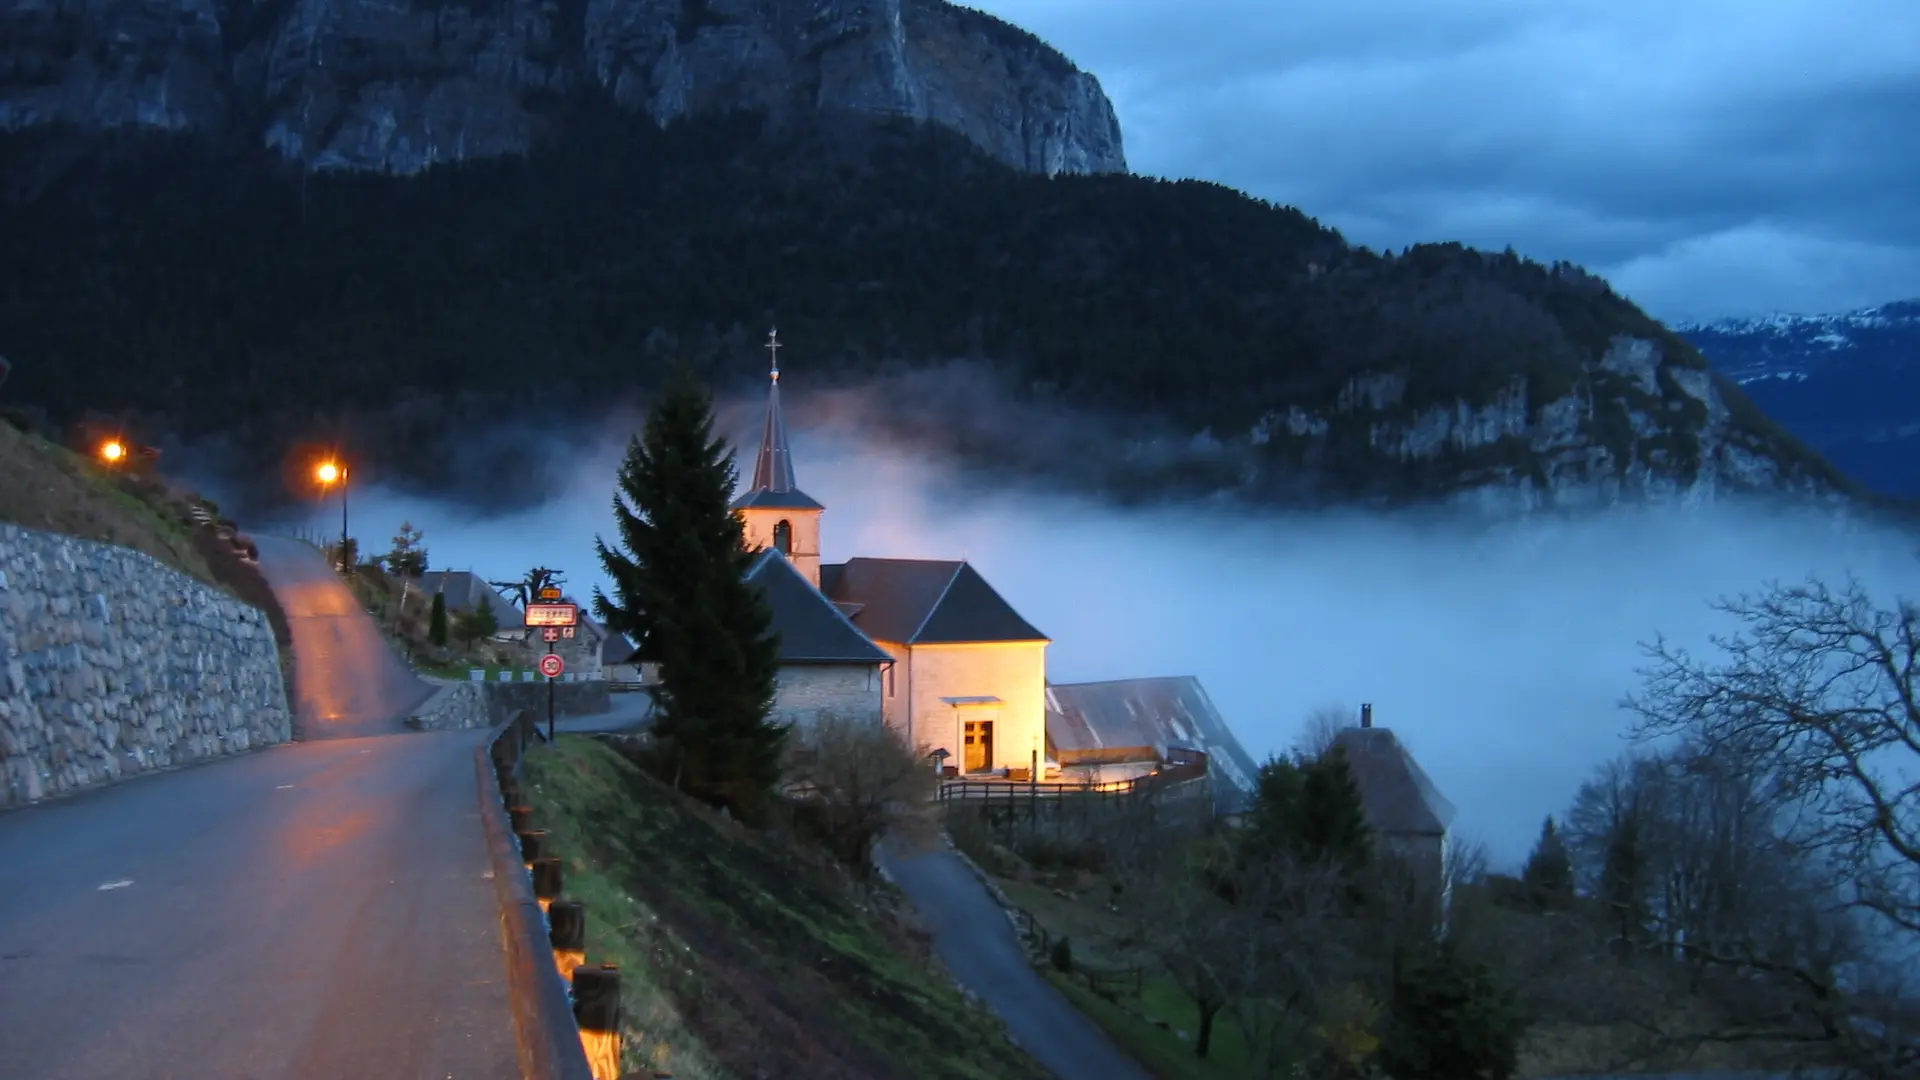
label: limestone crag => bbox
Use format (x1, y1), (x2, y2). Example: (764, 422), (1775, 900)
(0, 522), (292, 807)
(1, 0), (1126, 176)
(1233, 335), (1849, 511)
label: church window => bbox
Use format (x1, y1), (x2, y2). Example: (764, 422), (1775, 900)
(773, 520), (792, 554)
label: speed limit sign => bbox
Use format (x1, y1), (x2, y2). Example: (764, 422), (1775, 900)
(538, 653), (565, 679)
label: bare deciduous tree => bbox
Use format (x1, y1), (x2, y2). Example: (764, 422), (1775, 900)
(782, 711), (937, 876)
(1619, 578), (1920, 1079)
(1294, 703), (1355, 760)
(1628, 579), (1917, 936)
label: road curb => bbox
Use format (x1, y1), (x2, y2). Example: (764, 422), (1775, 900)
(474, 728), (595, 1080)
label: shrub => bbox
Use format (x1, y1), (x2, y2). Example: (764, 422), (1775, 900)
(1049, 935), (1073, 973)
(1379, 938), (1527, 1080)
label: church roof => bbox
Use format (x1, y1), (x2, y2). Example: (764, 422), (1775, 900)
(1045, 676), (1261, 815)
(1329, 725), (1456, 837)
(745, 549), (892, 665)
(820, 558), (1049, 646)
(730, 328), (823, 512)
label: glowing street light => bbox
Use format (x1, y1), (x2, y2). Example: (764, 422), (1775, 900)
(315, 458), (349, 562)
(99, 440), (126, 464)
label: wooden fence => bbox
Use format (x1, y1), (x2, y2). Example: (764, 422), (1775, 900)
(938, 747), (1210, 804)
(1006, 902), (1144, 1003)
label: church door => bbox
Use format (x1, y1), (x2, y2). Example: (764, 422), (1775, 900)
(963, 720), (994, 773)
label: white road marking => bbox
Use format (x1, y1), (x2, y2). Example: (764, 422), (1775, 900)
(97, 880), (133, 891)
(276, 784), (295, 790)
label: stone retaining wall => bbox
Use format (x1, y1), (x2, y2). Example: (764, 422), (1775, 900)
(405, 680), (493, 732)
(0, 523), (292, 807)
(485, 680), (611, 725)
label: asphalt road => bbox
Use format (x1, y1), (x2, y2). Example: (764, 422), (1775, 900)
(875, 840), (1155, 1080)
(0, 538), (519, 1080)
(254, 535), (435, 739)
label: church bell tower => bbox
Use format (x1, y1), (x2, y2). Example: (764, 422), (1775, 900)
(732, 328), (825, 588)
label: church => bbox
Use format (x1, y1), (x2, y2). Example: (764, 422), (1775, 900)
(733, 333), (1050, 776)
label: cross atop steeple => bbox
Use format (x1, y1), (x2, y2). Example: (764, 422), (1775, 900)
(750, 327), (797, 494)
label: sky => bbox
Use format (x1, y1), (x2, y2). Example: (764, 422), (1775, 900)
(963, 0), (1920, 324)
(261, 404), (1920, 871)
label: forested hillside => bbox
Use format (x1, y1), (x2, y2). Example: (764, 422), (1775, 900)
(0, 106), (1837, 510)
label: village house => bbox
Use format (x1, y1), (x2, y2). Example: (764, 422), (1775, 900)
(1331, 703), (1456, 884)
(731, 332), (1050, 774)
(1044, 676), (1262, 816)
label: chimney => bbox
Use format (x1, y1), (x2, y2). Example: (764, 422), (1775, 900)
(1360, 703), (1373, 729)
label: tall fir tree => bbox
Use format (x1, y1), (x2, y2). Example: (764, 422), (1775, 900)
(1521, 815), (1576, 910)
(428, 591), (449, 647)
(594, 373), (784, 820)
(1243, 747), (1372, 870)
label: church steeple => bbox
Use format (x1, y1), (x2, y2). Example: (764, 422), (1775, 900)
(733, 327), (825, 588)
(750, 328), (798, 494)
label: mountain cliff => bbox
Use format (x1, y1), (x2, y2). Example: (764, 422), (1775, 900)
(1679, 300), (1920, 498)
(0, 0), (1125, 175)
(0, 112), (1856, 516)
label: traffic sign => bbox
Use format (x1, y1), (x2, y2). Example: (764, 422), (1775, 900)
(561, 626), (576, 639)
(524, 602), (578, 628)
(539, 654), (566, 679)
(538, 586), (562, 601)
(542, 627), (560, 642)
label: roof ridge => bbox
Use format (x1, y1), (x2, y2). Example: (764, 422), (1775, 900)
(792, 552), (889, 655)
(906, 562), (967, 645)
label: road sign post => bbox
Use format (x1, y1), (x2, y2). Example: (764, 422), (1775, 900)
(539, 651), (566, 742)
(525, 602), (577, 744)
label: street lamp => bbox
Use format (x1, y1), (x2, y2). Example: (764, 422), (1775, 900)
(99, 440), (125, 465)
(315, 459), (348, 561)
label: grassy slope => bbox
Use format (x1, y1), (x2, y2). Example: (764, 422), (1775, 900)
(521, 736), (1055, 1080)
(0, 419), (219, 588)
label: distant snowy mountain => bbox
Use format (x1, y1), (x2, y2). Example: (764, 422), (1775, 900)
(1678, 300), (1920, 497)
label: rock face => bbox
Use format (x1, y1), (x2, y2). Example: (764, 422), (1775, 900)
(0, 522), (292, 808)
(1230, 334), (1851, 511)
(0, 0), (1126, 176)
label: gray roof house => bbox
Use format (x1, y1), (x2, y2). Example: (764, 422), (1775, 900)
(415, 570), (517, 618)
(820, 558), (1049, 646)
(1330, 710), (1457, 841)
(745, 550), (893, 665)
(1045, 676), (1262, 816)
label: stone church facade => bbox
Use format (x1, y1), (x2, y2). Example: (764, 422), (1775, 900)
(733, 333), (1050, 774)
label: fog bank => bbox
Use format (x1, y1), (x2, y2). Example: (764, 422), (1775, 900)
(256, 414), (1919, 870)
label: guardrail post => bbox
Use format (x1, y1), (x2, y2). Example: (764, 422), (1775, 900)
(572, 963), (622, 1080)
(548, 899), (586, 981)
(530, 856), (563, 909)
(507, 805), (533, 833)
(515, 828), (547, 864)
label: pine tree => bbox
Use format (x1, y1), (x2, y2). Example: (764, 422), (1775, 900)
(455, 595), (499, 648)
(1242, 747), (1371, 870)
(1521, 815), (1575, 910)
(428, 592), (449, 647)
(594, 373), (784, 820)
(1300, 745), (1373, 870)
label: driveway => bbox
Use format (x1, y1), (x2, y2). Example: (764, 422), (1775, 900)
(876, 839), (1155, 1080)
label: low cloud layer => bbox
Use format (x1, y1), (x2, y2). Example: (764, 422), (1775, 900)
(968, 0), (1920, 322)
(263, 410), (1920, 869)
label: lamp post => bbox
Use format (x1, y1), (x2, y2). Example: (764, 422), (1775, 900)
(315, 459), (348, 565)
(98, 440), (126, 466)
